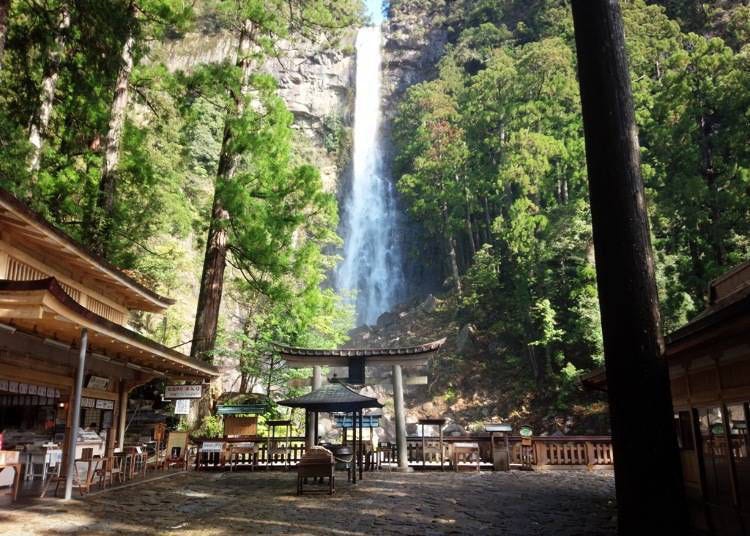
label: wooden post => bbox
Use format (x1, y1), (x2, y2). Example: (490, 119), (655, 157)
(359, 410), (363, 480)
(570, 1), (687, 531)
(392, 364), (409, 471)
(439, 424), (444, 471)
(117, 380), (128, 449)
(352, 410), (357, 484)
(64, 328), (87, 500)
(421, 423), (426, 468)
(313, 412), (319, 445)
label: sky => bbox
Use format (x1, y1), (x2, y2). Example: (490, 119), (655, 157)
(365, 0), (384, 24)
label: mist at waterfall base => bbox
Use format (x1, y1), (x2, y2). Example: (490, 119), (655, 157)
(335, 25), (404, 327)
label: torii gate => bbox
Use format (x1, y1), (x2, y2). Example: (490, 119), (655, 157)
(275, 338), (446, 470)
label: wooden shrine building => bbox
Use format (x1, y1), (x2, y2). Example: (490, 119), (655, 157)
(0, 188), (218, 499)
(584, 259), (750, 535)
(275, 338), (446, 470)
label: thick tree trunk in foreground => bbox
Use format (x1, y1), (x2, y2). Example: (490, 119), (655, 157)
(0, 0), (9, 69)
(28, 4), (70, 177)
(190, 19), (255, 362)
(571, 2), (687, 533)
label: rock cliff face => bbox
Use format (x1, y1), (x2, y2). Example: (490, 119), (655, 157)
(379, 0), (451, 300)
(381, 0), (449, 117)
(151, 28), (355, 190)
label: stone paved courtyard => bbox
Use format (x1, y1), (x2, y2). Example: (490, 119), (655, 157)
(0, 470), (616, 535)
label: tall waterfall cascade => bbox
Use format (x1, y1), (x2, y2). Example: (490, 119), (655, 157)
(336, 25), (403, 326)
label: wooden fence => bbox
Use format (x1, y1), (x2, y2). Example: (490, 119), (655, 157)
(394, 435), (614, 469)
(192, 434), (614, 470)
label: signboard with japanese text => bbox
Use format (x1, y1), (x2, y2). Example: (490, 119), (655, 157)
(165, 384), (202, 399)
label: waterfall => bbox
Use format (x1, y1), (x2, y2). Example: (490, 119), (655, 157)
(336, 25), (403, 326)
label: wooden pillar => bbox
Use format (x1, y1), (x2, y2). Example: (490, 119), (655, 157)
(313, 412), (319, 446)
(392, 364), (409, 471)
(359, 409), (365, 480)
(421, 423), (426, 468)
(64, 328), (87, 500)
(439, 424), (444, 471)
(570, 1), (687, 531)
(117, 380), (128, 449)
(352, 410), (357, 484)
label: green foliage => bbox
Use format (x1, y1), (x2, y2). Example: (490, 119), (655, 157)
(196, 415), (223, 438)
(393, 0), (750, 409)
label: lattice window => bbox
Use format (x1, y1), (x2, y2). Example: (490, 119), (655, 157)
(87, 296), (125, 324)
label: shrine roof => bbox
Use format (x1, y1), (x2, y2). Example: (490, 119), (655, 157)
(278, 382), (383, 412)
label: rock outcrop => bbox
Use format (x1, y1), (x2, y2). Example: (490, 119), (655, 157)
(381, 0), (450, 117)
(150, 26), (355, 191)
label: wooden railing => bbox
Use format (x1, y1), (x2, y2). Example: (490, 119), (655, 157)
(396, 435), (614, 468)
(192, 435), (614, 470)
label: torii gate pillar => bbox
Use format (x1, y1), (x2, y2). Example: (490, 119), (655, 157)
(305, 366), (323, 447)
(392, 364), (410, 471)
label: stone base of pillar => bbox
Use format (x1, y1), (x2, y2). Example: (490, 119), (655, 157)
(394, 466), (414, 473)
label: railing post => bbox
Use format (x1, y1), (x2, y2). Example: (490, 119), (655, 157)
(586, 441), (596, 467)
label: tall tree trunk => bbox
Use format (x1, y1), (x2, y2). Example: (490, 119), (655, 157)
(190, 19), (255, 361)
(482, 196), (492, 243)
(464, 187), (476, 257)
(27, 4), (70, 179)
(442, 200), (462, 297)
(571, 2), (687, 533)
(698, 113), (726, 268)
(0, 0), (9, 69)
(447, 234), (462, 297)
(88, 9), (136, 255)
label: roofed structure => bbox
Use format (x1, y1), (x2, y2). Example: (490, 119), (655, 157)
(278, 382), (383, 412)
(0, 277), (217, 379)
(0, 188), (173, 314)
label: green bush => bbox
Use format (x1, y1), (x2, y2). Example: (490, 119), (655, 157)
(196, 415), (223, 438)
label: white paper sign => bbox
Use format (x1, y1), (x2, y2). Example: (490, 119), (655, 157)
(165, 384), (202, 399)
(95, 399), (114, 410)
(174, 399), (191, 415)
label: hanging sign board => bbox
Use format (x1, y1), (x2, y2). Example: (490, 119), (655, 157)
(174, 399), (191, 415)
(81, 397), (96, 408)
(87, 376), (110, 390)
(165, 385), (202, 399)
(95, 399), (114, 410)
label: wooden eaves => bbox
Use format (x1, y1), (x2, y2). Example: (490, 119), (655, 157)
(0, 188), (174, 313)
(0, 278), (218, 379)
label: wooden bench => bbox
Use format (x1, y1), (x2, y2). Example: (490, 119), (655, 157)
(297, 446), (334, 495)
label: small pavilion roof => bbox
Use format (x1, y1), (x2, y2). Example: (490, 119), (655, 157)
(274, 338), (447, 367)
(0, 188), (174, 312)
(278, 382), (383, 412)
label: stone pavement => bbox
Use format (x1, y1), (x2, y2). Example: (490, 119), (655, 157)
(0, 470), (616, 535)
